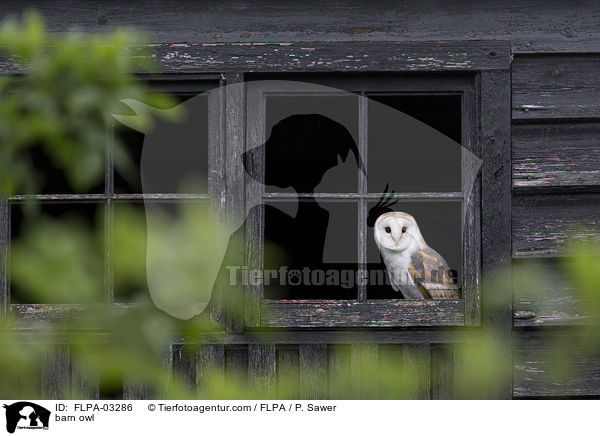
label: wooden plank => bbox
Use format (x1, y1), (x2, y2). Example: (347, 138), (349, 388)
(480, 70), (512, 399)
(512, 193), (600, 258)
(0, 41), (509, 75)
(514, 295), (590, 327)
(277, 347), (300, 399)
(172, 343), (196, 388)
(431, 343), (454, 399)
(299, 344), (327, 399)
(41, 345), (70, 400)
(248, 344), (276, 397)
(0, 196), (7, 318)
(513, 123), (600, 190)
(6, 1), (600, 53)
(512, 258), (591, 327)
(244, 82), (266, 328)
(122, 383), (151, 400)
(10, 303), (132, 329)
(207, 78), (226, 328)
(350, 344), (379, 399)
(513, 329), (600, 397)
(12, 325), (482, 345)
(261, 300), (464, 327)
(71, 359), (99, 400)
(379, 345), (403, 399)
(327, 345), (351, 400)
(123, 344), (171, 400)
(357, 93), (368, 302)
(481, 69), (512, 271)
(402, 344), (431, 399)
(225, 347), (249, 393)
(463, 78), (482, 325)
(513, 55), (600, 120)
(196, 344), (225, 398)
(223, 73), (246, 332)
(453, 343), (482, 399)
(131, 41), (510, 74)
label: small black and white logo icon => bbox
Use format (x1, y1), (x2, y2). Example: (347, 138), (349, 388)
(3, 402), (50, 434)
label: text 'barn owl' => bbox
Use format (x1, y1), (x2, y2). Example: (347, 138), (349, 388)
(374, 211), (459, 299)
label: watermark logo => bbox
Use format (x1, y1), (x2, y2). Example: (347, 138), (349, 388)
(3, 402), (50, 434)
(227, 265), (458, 289)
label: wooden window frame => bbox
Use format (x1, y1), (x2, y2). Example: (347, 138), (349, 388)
(0, 74), (226, 325)
(243, 76), (479, 328)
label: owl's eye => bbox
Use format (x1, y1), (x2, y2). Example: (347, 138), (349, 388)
(384, 226), (391, 234)
(402, 226), (407, 233)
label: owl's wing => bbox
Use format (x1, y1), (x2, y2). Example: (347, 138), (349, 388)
(410, 247), (460, 299)
(385, 263), (424, 300)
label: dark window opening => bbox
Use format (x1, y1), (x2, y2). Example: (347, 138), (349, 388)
(263, 200), (357, 300)
(367, 94), (461, 193)
(13, 143), (105, 194)
(114, 94), (208, 194)
(264, 96), (360, 194)
(113, 200), (209, 302)
(9, 202), (104, 304)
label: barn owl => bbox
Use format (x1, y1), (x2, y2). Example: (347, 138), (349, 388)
(374, 211), (459, 299)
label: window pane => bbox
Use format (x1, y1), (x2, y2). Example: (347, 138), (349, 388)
(114, 94), (208, 194)
(113, 200), (210, 303)
(10, 202), (104, 304)
(263, 200), (357, 299)
(367, 95), (461, 193)
(366, 200), (462, 299)
(112, 201), (147, 302)
(263, 96), (359, 193)
(13, 144), (104, 194)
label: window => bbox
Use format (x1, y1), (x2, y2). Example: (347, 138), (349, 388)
(2, 42), (511, 334)
(243, 76), (480, 327)
(5, 75), (222, 319)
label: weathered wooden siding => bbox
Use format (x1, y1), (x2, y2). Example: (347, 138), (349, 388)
(510, 50), (600, 397)
(3, 0), (600, 399)
(4, 0), (600, 53)
(45, 336), (600, 400)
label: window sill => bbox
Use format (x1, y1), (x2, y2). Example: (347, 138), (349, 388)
(261, 299), (464, 328)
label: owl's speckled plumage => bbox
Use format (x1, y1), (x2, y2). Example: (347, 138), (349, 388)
(374, 211), (459, 299)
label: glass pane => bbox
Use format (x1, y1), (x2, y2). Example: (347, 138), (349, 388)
(10, 202), (104, 304)
(366, 200), (462, 299)
(113, 200), (210, 303)
(13, 144), (104, 194)
(263, 95), (360, 193)
(112, 201), (147, 302)
(367, 95), (461, 193)
(263, 200), (357, 299)
(114, 94), (208, 194)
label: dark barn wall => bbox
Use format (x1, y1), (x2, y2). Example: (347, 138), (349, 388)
(4, 0), (600, 399)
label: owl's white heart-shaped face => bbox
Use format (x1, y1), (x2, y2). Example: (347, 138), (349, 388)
(374, 212), (425, 252)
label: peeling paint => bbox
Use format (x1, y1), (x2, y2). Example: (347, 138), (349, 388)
(351, 27), (375, 34)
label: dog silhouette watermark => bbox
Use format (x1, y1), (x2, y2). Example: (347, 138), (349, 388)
(3, 402), (50, 434)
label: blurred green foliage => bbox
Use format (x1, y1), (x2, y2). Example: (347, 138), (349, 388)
(0, 10), (176, 194)
(0, 11), (599, 400)
(11, 213), (104, 304)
